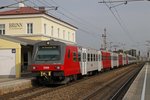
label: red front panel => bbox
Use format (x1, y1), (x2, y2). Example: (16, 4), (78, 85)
(101, 51), (111, 69)
(119, 54), (123, 66)
(63, 46), (80, 76)
(31, 45), (80, 77)
(32, 64), (64, 71)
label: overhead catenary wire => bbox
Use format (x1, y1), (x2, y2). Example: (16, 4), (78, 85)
(107, 0), (136, 46)
(0, 0), (30, 9)
(49, 0), (102, 32)
(102, 1), (135, 43)
(2, 0), (110, 49)
(109, 1), (135, 43)
(12, 0), (100, 38)
(113, 8), (135, 42)
(35, 0), (101, 37)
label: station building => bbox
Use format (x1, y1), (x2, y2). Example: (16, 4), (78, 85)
(0, 5), (77, 78)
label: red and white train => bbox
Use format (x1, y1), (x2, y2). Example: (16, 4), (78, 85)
(31, 40), (136, 84)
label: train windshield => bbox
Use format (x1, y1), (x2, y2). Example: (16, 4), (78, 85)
(36, 45), (61, 61)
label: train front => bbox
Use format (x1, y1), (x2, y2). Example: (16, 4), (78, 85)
(31, 40), (66, 84)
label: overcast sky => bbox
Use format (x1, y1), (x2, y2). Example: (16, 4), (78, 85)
(1, 0), (150, 56)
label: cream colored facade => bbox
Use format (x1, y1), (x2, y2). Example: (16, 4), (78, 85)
(0, 14), (77, 43)
(0, 39), (21, 78)
(0, 7), (77, 78)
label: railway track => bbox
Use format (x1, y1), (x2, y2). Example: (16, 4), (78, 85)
(0, 63), (144, 100)
(83, 63), (144, 100)
(0, 73), (100, 99)
(110, 63), (144, 100)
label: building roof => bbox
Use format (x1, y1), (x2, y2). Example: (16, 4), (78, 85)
(0, 7), (42, 15)
(0, 7), (77, 29)
(0, 35), (40, 46)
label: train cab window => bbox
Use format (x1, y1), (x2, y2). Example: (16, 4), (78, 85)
(36, 45), (60, 61)
(73, 52), (77, 62)
(78, 52), (81, 62)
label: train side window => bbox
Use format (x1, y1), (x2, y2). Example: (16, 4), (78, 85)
(88, 53), (90, 61)
(109, 56), (111, 60)
(91, 54), (93, 62)
(94, 54), (95, 61)
(99, 54), (101, 61)
(68, 49), (70, 58)
(102, 56), (104, 60)
(78, 52), (81, 62)
(73, 52), (77, 62)
(96, 54), (98, 61)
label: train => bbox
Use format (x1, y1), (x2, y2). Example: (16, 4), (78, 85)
(31, 40), (137, 84)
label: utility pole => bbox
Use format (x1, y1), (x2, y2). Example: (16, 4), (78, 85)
(109, 42), (113, 51)
(102, 28), (107, 50)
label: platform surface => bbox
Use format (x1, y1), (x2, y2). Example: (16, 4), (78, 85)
(0, 77), (34, 95)
(123, 62), (150, 100)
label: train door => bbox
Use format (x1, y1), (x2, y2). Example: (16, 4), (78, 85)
(119, 54), (123, 66)
(98, 51), (102, 71)
(111, 53), (114, 69)
(81, 48), (87, 75)
(79, 48), (87, 75)
(117, 54), (119, 67)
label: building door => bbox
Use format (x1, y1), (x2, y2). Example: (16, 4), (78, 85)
(21, 46), (32, 72)
(0, 49), (16, 77)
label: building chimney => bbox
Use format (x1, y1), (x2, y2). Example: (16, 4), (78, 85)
(39, 7), (46, 13)
(18, 0), (25, 7)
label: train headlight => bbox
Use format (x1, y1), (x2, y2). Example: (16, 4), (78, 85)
(55, 66), (61, 70)
(33, 66), (36, 70)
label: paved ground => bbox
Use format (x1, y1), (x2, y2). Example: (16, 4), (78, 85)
(0, 78), (16, 83)
(123, 62), (150, 100)
(0, 77), (34, 95)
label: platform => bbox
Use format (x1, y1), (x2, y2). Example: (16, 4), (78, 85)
(123, 62), (150, 100)
(0, 77), (35, 95)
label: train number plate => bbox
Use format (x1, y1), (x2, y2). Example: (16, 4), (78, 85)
(40, 71), (51, 76)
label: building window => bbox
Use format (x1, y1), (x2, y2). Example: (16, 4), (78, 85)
(68, 32), (70, 40)
(51, 26), (53, 36)
(72, 33), (74, 42)
(58, 28), (60, 38)
(44, 24), (46, 34)
(27, 23), (33, 34)
(0, 24), (5, 35)
(63, 30), (65, 39)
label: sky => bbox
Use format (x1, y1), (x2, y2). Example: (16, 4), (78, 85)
(0, 0), (150, 56)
